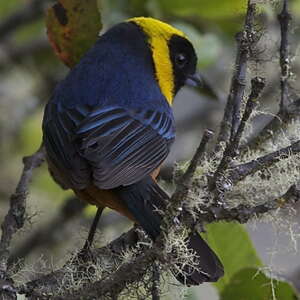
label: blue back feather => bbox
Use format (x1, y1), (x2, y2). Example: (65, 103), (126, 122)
(53, 22), (171, 114)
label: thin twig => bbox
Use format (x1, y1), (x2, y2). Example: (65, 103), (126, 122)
(158, 129), (214, 249)
(0, 146), (45, 299)
(211, 77), (265, 192)
(242, 0), (293, 152)
(152, 262), (160, 300)
(197, 183), (300, 224)
(216, 1), (256, 147)
(278, 0), (291, 110)
(231, 77), (266, 150)
(168, 129), (214, 216)
(229, 140), (300, 183)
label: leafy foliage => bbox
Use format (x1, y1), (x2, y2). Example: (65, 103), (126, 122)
(205, 222), (296, 298)
(221, 268), (297, 300)
(205, 222), (262, 292)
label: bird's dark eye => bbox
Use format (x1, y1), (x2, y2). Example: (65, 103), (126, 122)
(175, 53), (187, 68)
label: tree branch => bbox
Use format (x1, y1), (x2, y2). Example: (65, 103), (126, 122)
(52, 248), (158, 300)
(17, 179), (300, 299)
(278, 0), (291, 110)
(151, 262), (160, 300)
(216, 0), (256, 147)
(0, 146), (45, 299)
(241, 0), (293, 152)
(197, 183), (300, 224)
(168, 129), (214, 219)
(230, 140), (300, 184)
(19, 129), (300, 299)
(210, 77), (265, 193)
(18, 228), (138, 297)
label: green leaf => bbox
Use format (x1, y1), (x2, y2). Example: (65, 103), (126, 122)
(203, 222), (262, 292)
(46, 0), (102, 68)
(221, 268), (297, 300)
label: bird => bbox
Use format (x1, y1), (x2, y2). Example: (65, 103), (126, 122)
(42, 16), (224, 285)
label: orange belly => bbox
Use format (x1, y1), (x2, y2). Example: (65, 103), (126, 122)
(75, 186), (135, 221)
(74, 166), (161, 221)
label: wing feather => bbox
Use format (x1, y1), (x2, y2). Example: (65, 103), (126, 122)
(43, 104), (175, 190)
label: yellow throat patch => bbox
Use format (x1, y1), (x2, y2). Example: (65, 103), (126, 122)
(129, 17), (186, 105)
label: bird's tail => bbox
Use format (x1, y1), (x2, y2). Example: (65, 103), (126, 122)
(114, 176), (224, 285)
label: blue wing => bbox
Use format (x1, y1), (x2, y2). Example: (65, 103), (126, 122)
(43, 103), (175, 190)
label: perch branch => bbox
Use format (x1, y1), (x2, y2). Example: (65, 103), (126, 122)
(24, 127), (300, 299)
(18, 179), (300, 299)
(52, 248), (159, 300)
(18, 228), (138, 297)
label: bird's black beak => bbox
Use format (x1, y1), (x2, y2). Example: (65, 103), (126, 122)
(185, 72), (219, 101)
(185, 72), (203, 87)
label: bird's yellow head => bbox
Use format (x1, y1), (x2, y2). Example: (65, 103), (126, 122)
(128, 17), (198, 105)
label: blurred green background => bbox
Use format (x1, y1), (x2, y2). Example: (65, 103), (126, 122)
(1, 0), (300, 299)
